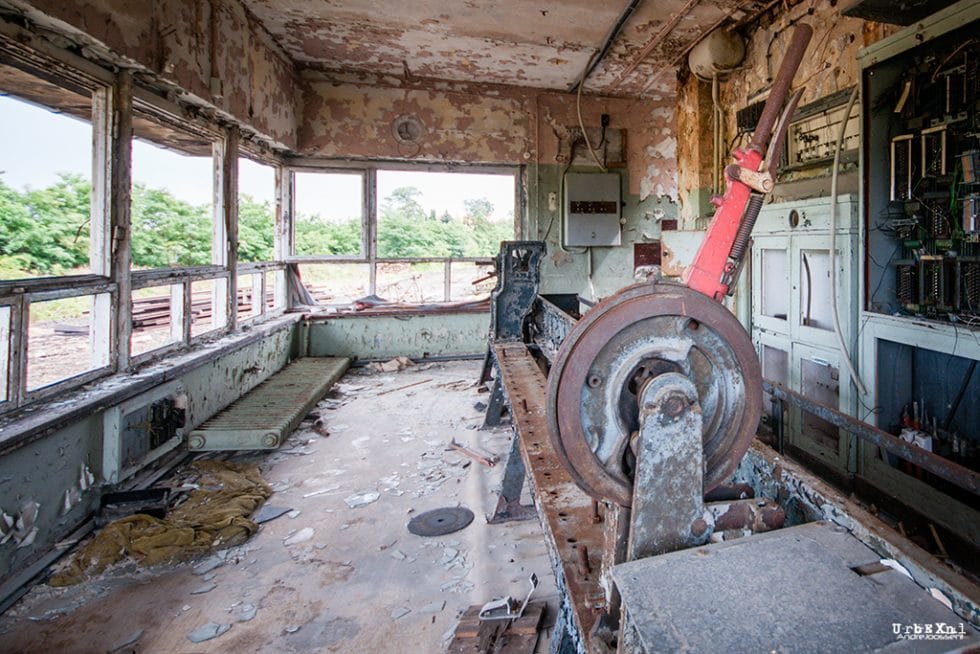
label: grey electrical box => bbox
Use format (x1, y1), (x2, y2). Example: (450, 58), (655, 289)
(564, 172), (622, 247)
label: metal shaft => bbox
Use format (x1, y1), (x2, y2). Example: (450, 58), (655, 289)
(749, 24), (813, 151)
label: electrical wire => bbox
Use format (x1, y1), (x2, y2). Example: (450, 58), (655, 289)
(828, 86), (868, 396)
(576, 61), (608, 172)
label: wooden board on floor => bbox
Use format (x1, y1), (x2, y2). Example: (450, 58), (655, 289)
(447, 602), (544, 654)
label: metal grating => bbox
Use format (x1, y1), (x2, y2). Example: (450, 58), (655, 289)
(188, 357), (349, 451)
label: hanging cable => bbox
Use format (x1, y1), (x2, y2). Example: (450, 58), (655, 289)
(829, 86), (867, 396)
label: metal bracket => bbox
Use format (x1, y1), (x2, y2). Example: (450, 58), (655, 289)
(486, 435), (537, 524)
(627, 373), (713, 560)
(479, 573), (539, 621)
(725, 164), (774, 193)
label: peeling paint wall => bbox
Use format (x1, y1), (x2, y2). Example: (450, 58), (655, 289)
(0, 322), (297, 585)
(297, 72), (678, 200)
(674, 0), (901, 216)
(5, 0), (299, 148)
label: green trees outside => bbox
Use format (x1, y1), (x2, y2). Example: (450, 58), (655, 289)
(377, 186), (512, 258)
(0, 176), (513, 277)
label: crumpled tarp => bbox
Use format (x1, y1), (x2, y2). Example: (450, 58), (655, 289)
(50, 460), (271, 587)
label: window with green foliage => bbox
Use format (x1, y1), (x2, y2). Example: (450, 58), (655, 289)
(130, 134), (215, 270)
(376, 170), (514, 259)
(0, 92), (93, 280)
(237, 156), (276, 264)
(293, 171), (363, 257)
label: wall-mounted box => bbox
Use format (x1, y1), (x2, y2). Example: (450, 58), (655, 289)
(564, 172), (621, 247)
(103, 381), (186, 484)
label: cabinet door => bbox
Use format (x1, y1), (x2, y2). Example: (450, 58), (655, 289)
(752, 235), (792, 337)
(789, 343), (849, 470)
(791, 234), (857, 351)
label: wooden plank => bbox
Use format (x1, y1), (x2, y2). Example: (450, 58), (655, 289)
(447, 603), (545, 654)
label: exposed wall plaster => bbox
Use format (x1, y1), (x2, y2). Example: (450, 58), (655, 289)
(299, 71), (679, 202)
(1, 0), (299, 148)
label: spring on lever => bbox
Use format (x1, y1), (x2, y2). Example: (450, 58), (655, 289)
(729, 194), (765, 263)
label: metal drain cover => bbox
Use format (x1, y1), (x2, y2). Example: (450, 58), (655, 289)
(407, 507), (474, 537)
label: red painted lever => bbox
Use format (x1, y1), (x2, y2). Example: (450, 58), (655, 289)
(682, 24), (813, 301)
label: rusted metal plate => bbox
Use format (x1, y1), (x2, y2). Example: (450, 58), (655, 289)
(493, 342), (605, 650)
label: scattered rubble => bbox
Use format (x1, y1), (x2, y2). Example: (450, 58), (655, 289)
(283, 528), (315, 546)
(344, 491), (380, 509)
(186, 622), (230, 643)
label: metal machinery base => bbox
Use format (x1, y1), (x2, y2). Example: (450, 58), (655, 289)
(479, 243), (980, 654)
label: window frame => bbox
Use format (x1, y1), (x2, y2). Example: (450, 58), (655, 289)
(0, 55), (289, 416)
(284, 161), (520, 303)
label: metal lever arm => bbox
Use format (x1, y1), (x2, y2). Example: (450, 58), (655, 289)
(682, 24), (812, 301)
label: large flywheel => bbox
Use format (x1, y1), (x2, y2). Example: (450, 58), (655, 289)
(546, 282), (762, 507)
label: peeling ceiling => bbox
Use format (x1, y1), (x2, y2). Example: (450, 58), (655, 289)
(242, 0), (770, 97)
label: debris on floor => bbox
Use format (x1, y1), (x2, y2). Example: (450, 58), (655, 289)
(407, 507), (475, 537)
(186, 621), (231, 643)
(368, 356), (414, 372)
(447, 602), (545, 653)
(50, 461), (271, 586)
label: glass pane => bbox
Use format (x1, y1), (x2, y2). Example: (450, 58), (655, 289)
(0, 88), (93, 280)
(132, 285), (182, 355)
(760, 249), (788, 320)
(299, 263), (370, 305)
(451, 261), (495, 301)
(377, 170), (515, 258)
(762, 345), (789, 386)
(294, 172), (363, 256)
(130, 136), (213, 269)
(801, 357), (840, 451)
(377, 262), (445, 304)
(238, 158), (275, 263)
(800, 249), (833, 331)
(27, 294), (107, 390)
(191, 279), (226, 337)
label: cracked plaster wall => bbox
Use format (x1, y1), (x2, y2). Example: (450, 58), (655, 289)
(5, 0), (299, 148)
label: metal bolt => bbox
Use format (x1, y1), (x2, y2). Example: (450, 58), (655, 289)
(662, 393), (687, 418)
(188, 435), (205, 449)
(587, 374), (602, 388)
(262, 433), (279, 447)
(690, 518), (709, 537)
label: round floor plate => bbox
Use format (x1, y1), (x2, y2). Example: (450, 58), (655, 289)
(407, 507), (475, 537)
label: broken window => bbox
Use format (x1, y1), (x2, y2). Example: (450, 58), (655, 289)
(288, 166), (515, 307)
(0, 75), (93, 281)
(237, 155), (282, 321)
(0, 59), (114, 408)
(293, 170), (365, 258)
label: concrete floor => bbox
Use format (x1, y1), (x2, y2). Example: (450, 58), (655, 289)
(0, 360), (558, 653)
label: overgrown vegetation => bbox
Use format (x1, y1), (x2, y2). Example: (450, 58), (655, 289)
(0, 176), (513, 278)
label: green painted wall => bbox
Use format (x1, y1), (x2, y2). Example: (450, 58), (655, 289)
(305, 312), (488, 360)
(525, 164), (678, 300)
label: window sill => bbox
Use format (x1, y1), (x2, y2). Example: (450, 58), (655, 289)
(0, 313), (302, 457)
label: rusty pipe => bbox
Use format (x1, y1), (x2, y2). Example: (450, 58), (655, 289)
(708, 498), (785, 532)
(749, 24), (812, 152)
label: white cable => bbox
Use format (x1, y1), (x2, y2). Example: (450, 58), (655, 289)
(829, 87), (867, 396)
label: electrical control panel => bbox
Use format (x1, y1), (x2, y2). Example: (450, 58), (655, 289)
(564, 172), (622, 247)
(864, 18), (980, 324)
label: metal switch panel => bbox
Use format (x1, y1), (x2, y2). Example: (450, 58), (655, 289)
(564, 172), (621, 247)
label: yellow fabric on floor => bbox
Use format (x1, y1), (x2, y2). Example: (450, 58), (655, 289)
(50, 460), (271, 587)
